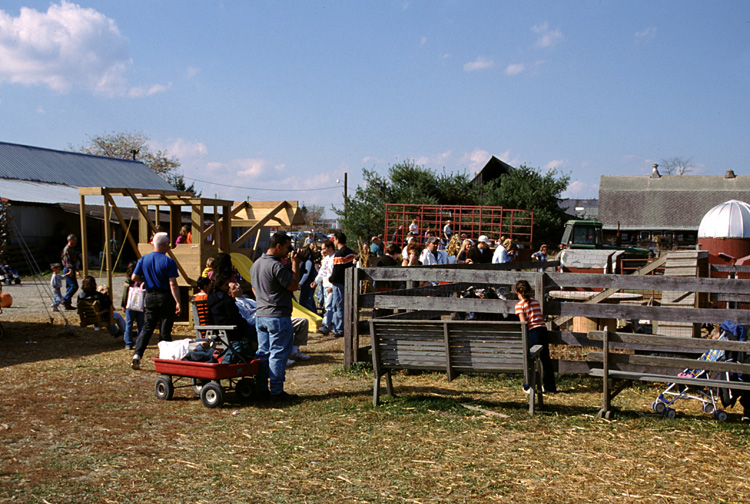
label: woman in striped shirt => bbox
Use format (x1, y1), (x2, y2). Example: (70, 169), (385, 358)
(514, 280), (557, 393)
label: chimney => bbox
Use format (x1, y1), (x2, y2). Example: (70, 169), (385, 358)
(650, 163), (661, 178)
(725, 169), (736, 179)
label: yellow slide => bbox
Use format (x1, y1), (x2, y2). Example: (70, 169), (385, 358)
(231, 253), (322, 331)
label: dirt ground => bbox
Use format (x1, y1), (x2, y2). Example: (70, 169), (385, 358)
(3, 278), (750, 503)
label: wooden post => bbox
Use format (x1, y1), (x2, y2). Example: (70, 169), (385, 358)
(103, 194), (112, 297)
(535, 271), (545, 318)
(344, 267), (354, 368)
(352, 266), (360, 362)
(602, 330), (610, 416)
(79, 193), (88, 276)
(221, 205), (231, 252)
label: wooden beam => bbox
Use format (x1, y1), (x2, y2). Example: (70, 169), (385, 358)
(553, 254), (668, 328)
(79, 193), (89, 276)
(105, 193), (140, 259)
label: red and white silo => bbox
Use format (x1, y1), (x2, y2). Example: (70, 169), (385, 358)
(698, 199), (750, 265)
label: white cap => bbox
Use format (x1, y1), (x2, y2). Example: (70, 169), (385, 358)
(477, 235), (490, 244)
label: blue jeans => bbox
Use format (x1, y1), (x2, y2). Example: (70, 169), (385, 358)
(62, 267), (78, 305)
(299, 284), (317, 312)
(52, 289), (63, 308)
(124, 308), (144, 347)
(256, 316), (294, 395)
(331, 283), (345, 335)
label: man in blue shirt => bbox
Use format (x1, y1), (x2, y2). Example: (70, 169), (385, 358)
(130, 232), (181, 370)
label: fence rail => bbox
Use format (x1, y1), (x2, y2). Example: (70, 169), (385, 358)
(343, 262), (750, 367)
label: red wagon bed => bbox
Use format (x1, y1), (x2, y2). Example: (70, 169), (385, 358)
(151, 356), (261, 408)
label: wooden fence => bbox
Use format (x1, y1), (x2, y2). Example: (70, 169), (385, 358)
(343, 261), (750, 369)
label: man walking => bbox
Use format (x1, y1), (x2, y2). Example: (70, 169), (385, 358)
(60, 234), (79, 310)
(130, 232), (181, 370)
(251, 232), (301, 401)
(329, 231), (355, 338)
(310, 239), (335, 335)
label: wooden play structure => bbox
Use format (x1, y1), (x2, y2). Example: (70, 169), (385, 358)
(77, 188), (306, 319)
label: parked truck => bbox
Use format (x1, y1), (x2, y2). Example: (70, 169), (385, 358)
(560, 220), (651, 271)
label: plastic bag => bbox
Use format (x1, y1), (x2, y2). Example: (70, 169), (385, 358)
(126, 284), (145, 312)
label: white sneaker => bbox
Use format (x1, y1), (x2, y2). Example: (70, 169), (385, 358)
(290, 351), (311, 361)
(286, 358), (296, 367)
(131, 355), (140, 370)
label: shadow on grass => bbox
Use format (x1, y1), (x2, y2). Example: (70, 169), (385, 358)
(0, 320), (126, 368)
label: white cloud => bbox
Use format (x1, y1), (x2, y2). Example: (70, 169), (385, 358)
(463, 149), (490, 173)
(420, 36), (427, 47)
(505, 63), (526, 76)
(186, 66), (199, 78)
(543, 159), (566, 171)
(635, 27), (657, 42)
(163, 138), (208, 160)
(413, 151), (452, 168)
(36, 106), (45, 114)
(440, 53), (450, 60)
(562, 180), (599, 199)
(531, 22), (564, 49)
(127, 82), (171, 98)
(0, 1), (167, 97)
(235, 158), (268, 178)
(463, 56), (494, 72)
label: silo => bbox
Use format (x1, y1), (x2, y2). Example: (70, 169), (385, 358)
(697, 199), (750, 264)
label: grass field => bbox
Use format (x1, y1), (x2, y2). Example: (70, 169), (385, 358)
(1, 319), (750, 504)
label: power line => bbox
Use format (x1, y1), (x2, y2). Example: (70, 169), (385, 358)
(183, 175), (342, 193)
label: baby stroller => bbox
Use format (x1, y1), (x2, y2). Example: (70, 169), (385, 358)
(651, 326), (732, 421)
(651, 320), (745, 422)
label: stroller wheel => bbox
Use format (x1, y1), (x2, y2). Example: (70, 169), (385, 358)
(714, 410), (728, 422)
(702, 402), (716, 415)
(653, 401), (667, 415)
(665, 408), (677, 419)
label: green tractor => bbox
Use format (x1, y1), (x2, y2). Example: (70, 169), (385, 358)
(560, 220), (651, 263)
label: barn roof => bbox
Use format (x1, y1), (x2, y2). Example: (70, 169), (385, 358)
(0, 141), (175, 192)
(599, 173), (750, 231)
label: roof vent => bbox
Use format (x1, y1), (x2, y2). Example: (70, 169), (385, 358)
(650, 163), (661, 178)
(726, 169), (737, 179)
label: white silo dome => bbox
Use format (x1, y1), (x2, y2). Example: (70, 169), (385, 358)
(698, 200), (750, 238)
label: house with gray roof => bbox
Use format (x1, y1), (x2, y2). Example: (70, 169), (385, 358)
(0, 141), (176, 269)
(598, 167), (749, 249)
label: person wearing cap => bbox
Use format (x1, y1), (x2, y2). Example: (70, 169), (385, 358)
(467, 235), (492, 264)
(442, 220), (453, 243)
(369, 236), (383, 257)
(493, 238), (515, 264)
(419, 236), (449, 265)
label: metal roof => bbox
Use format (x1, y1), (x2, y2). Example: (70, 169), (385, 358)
(0, 179), (138, 206)
(0, 141), (175, 191)
(599, 174), (750, 231)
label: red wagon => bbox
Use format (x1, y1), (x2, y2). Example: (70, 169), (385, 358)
(152, 356), (261, 408)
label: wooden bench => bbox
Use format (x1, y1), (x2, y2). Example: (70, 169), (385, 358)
(369, 319), (544, 414)
(588, 330), (750, 419)
(77, 299), (113, 330)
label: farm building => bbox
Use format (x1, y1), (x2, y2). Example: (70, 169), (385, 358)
(598, 167), (750, 250)
(0, 141), (176, 270)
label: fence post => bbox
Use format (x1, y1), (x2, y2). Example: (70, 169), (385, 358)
(344, 267), (355, 368)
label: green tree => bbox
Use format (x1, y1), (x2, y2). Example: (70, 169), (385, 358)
(70, 131), (199, 195)
(334, 160), (476, 241)
(481, 165), (570, 247)
(336, 161), (569, 247)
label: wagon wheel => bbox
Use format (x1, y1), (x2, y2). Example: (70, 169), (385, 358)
(200, 382), (224, 408)
(155, 376), (174, 401)
(235, 378), (256, 403)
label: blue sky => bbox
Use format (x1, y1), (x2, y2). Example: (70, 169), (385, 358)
(1, 1), (749, 216)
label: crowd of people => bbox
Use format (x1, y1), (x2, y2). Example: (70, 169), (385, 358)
(55, 223), (552, 403)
